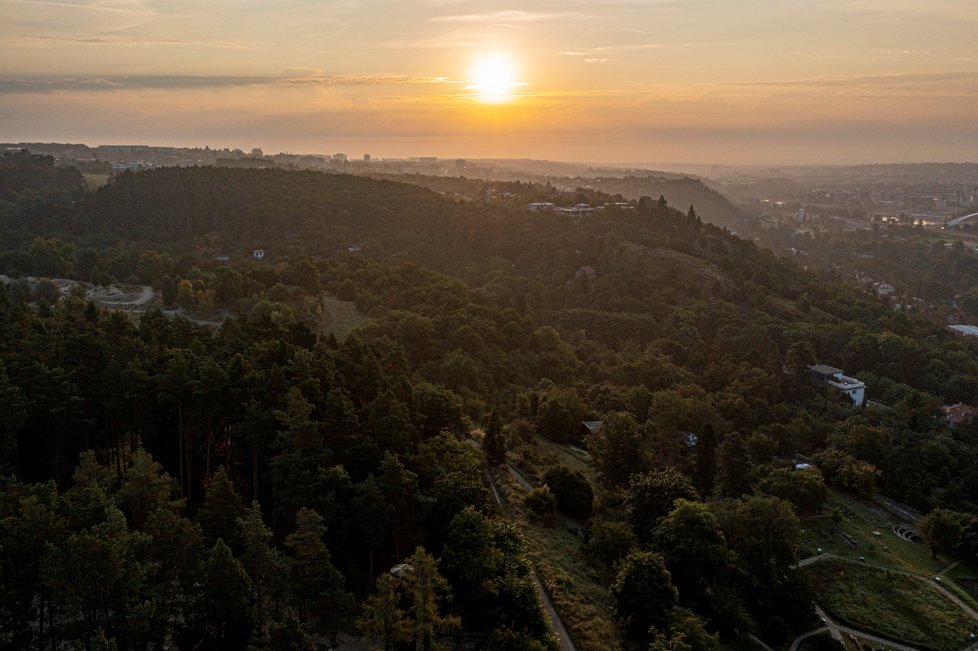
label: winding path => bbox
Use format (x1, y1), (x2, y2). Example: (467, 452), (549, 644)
(788, 626), (829, 651)
(812, 605), (920, 651)
(786, 554), (978, 651)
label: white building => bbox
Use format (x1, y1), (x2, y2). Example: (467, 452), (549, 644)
(873, 282), (896, 297)
(809, 364), (866, 407)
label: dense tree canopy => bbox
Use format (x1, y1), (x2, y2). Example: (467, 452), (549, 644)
(3, 160), (978, 648)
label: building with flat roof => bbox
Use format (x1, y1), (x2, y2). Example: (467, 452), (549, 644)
(949, 325), (978, 337)
(810, 364), (866, 407)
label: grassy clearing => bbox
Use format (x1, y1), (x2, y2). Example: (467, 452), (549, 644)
(798, 490), (946, 576)
(804, 558), (975, 651)
(494, 469), (624, 651)
(532, 435), (598, 483)
(942, 562), (978, 612)
(318, 294), (368, 338)
(82, 173), (110, 189)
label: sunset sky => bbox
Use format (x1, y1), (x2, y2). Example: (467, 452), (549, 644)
(1, 0), (976, 165)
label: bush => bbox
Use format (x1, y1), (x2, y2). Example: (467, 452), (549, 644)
(524, 487), (556, 524)
(543, 466), (594, 520)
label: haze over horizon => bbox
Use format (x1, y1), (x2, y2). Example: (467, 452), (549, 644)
(2, 0), (977, 166)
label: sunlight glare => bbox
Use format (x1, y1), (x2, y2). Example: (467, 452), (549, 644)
(467, 53), (521, 103)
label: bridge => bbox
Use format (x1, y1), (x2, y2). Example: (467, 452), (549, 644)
(945, 212), (978, 228)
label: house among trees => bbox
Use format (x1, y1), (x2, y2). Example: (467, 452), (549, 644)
(873, 282), (896, 297)
(944, 403), (978, 427)
(809, 364), (866, 407)
(252, 249), (265, 260)
(581, 420), (602, 440)
(948, 325), (978, 337)
(575, 265), (597, 282)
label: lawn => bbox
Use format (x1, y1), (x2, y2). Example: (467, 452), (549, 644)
(798, 490), (947, 576)
(803, 558), (976, 651)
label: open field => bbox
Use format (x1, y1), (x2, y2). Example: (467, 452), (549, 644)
(318, 294), (368, 338)
(803, 559), (975, 651)
(530, 435), (598, 481)
(82, 173), (110, 189)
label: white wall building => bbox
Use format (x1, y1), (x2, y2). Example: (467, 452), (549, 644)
(809, 364), (865, 407)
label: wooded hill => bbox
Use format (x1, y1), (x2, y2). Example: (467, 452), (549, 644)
(359, 170), (750, 231)
(3, 153), (978, 650)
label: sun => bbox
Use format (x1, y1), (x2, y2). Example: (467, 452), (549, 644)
(467, 53), (521, 103)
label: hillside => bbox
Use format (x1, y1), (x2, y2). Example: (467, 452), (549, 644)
(3, 158), (978, 649)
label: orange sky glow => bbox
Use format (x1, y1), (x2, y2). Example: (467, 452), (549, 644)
(1, 0), (976, 164)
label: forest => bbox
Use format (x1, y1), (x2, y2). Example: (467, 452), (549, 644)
(3, 150), (978, 650)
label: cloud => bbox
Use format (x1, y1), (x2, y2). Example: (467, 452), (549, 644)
(720, 71), (978, 88)
(0, 73), (456, 93)
(560, 43), (666, 57)
(5, 0), (154, 15)
(383, 27), (492, 50)
(431, 10), (586, 23)
(31, 35), (245, 49)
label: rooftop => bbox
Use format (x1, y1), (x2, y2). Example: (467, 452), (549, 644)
(949, 325), (978, 337)
(810, 364), (843, 376)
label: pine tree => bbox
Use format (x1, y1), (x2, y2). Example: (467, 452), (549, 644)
(284, 507), (352, 640)
(196, 466), (245, 548)
(197, 539), (255, 650)
(360, 573), (408, 651)
(237, 501), (286, 631)
(401, 547), (459, 651)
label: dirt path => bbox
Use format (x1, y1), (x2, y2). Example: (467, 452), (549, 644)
(507, 465), (535, 491)
(484, 465), (577, 651)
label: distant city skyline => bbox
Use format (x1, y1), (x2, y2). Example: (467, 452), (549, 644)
(2, 0), (976, 165)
